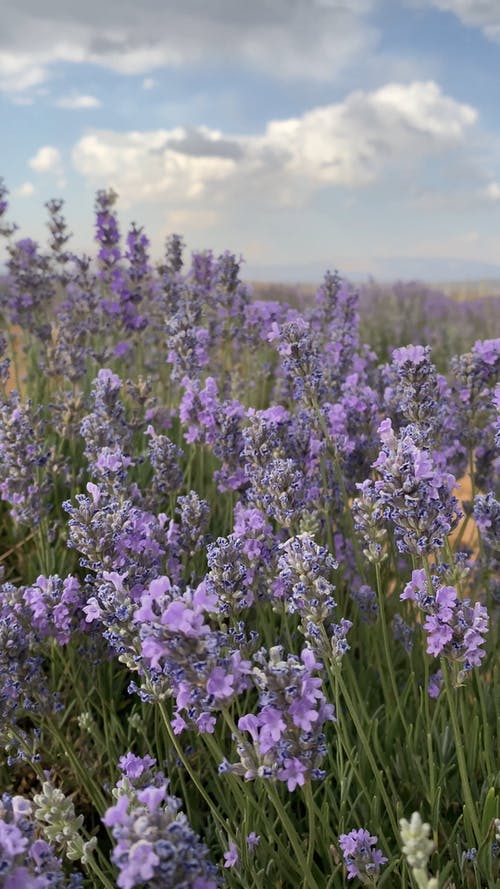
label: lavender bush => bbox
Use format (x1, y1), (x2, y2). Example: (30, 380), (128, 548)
(0, 178), (498, 888)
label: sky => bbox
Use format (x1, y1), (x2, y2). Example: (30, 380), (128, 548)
(3, 0), (500, 281)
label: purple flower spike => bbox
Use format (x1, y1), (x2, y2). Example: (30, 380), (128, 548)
(339, 828), (387, 883)
(103, 756), (219, 888)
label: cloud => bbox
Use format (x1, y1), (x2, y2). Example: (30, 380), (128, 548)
(0, 0), (377, 93)
(162, 127), (244, 160)
(484, 182), (500, 201)
(261, 81), (477, 189)
(142, 77), (156, 90)
(55, 93), (101, 109)
(14, 181), (36, 197)
(29, 145), (62, 173)
(166, 208), (219, 230)
(0, 51), (46, 93)
(72, 81), (477, 206)
(426, 1), (500, 41)
(72, 130), (237, 203)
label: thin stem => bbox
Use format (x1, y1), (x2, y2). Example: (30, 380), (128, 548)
(303, 782), (316, 886)
(474, 669), (494, 779)
(86, 852), (116, 889)
(222, 709), (318, 887)
(451, 512), (471, 554)
(0, 530), (37, 563)
(266, 782), (320, 889)
(441, 659), (481, 848)
(423, 659), (436, 809)
(374, 562), (407, 730)
(158, 703), (227, 832)
(44, 718), (108, 814)
(335, 669), (400, 840)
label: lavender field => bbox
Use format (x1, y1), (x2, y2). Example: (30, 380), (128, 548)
(0, 181), (498, 888)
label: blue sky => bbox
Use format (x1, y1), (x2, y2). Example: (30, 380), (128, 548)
(3, 0), (500, 281)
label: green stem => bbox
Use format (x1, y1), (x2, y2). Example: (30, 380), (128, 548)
(158, 703), (227, 832)
(266, 783), (320, 889)
(451, 512), (471, 554)
(310, 396), (365, 576)
(303, 782), (316, 886)
(423, 659), (436, 809)
(7, 328), (22, 394)
(374, 562), (407, 727)
(335, 669), (399, 840)
(222, 709), (318, 887)
(474, 670), (494, 779)
(86, 852), (116, 889)
(441, 659), (481, 848)
(318, 638), (394, 852)
(44, 718), (107, 814)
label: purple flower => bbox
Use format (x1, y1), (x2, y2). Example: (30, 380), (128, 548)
(223, 841), (239, 868)
(133, 577), (254, 730)
(228, 645), (334, 787)
(22, 575), (85, 645)
(428, 669), (443, 699)
(359, 420), (460, 556)
(390, 344), (440, 435)
(392, 344), (428, 365)
(277, 533), (336, 628)
(0, 793), (81, 888)
(280, 758), (308, 791)
(118, 753), (156, 780)
(246, 832), (260, 852)
(103, 756), (219, 887)
(401, 572), (489, 674)
(339, 828), (387, 883)
(206, 535), (252, 613)
(206, 667), (234, 700)
(0, 393), (54, 527)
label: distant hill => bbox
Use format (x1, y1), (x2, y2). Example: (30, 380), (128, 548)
(245, 256), (500, 288)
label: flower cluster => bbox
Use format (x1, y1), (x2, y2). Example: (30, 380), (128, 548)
(3, 237), (54, 339)
(102, 754), (219, 888)
(399, 812), (438, 889)
(356, 419), (460, 556)
(338, 828), (387, 884)
(80, 369), (133, 478)
(133, 576), (254, 731)
(401, 569), (489, 677)
(0, 579), (54, 749)
(0, 392), (54, 526)
(228, 646), (335, 789)
(206, 535), (252, 613)
(33, 779), (97, 863)
(23, 575), (85, 645)
(276, 534), (352, 658)
(0, 792), (83, 888)
(0, 183), (497, 889)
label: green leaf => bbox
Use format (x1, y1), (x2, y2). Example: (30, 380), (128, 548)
(480, 787), (498, 839)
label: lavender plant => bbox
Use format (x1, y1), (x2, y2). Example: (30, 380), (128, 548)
(0, 185), (498, 889)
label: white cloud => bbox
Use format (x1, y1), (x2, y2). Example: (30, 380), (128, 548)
(29, 145), (62, 173)
(72, 81), (477, 206)
(14, 181), (36, 197)
(0, 0), (377, 94)
(73, 130), (236, 204)
(0, 52), (46, 93)
(261, 81), (476, 190)
(484, 181), (500, 200)
(426, 1), (500, 40)
(142, 77), (156, 90)
(55, 93), (101, 109)
(370, 81), (477, 139)
(166, 208), (219, 229)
